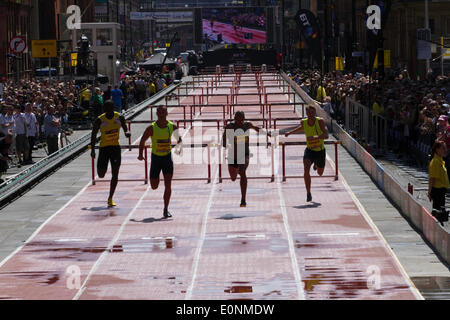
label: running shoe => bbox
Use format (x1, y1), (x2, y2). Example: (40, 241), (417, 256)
(163, 209), (172, 218)
(240, 200), (247, 208)
(307, 193), (312, 202)
(107, 198), (117, 207)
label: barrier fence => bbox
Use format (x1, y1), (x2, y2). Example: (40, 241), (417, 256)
(280, 71), (450, 264)
(345, 98), (388, 152)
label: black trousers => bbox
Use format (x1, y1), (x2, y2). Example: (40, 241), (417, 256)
(27, 136), (36, 161)
(431, 187), (447, 211)
(46, 136), (59, 155)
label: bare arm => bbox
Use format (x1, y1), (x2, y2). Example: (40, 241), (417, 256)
(90, 118), (101, 158)
(119, 116), (131, 138)
(285, 122), (304, 137)
(249, 122), (271, 136)
(173, 124), (182, 144)
(318, 119), (329, 140)
(138, 126), (153, 160)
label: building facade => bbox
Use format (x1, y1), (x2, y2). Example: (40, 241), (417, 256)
(0, 0), (33, 79)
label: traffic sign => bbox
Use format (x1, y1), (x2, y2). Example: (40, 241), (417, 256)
(9, 37), (26, 54)
(31, 40), (57, 58)
(444, 48), (450, 60)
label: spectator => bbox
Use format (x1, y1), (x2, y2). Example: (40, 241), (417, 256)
(0, 133), (13, 184)
(24, 103), (39, 163)
(428, 140), (449, 211)
(80, 84), (91, 110)
(103, 85), (112, 101)
(44, 106), (60, 155)
(316, 81), (327, 103)
(13, 105), (30, 166)
(372, 95), (384, 116)
(149, 80), (156, 96)
(111, 85), (124, 113)
(0, 105), (14, 135)
(0, 77), (4, 99)
(91, 87), (104, 118)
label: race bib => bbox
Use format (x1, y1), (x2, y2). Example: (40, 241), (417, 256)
(104, 129), (119, 143)
(235, 135), (248, 143)
(156, 139), (171, 153)
(308, 137), (322, 149)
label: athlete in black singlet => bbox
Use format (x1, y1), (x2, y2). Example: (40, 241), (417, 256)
(223, 111), (270, 207)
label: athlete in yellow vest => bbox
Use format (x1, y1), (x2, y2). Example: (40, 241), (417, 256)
(91, 100), (131, 207)
(285, 105), (329, 202)
(138, 106), (182, 218)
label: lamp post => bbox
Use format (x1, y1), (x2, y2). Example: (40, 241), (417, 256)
(281, 0), (285, 70)
(425, 0), (430, 74)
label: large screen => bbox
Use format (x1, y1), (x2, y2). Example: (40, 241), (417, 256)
(202, 7), (266, 45)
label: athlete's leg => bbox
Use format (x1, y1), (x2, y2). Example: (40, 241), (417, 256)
(109, 164), (120, 200)
(162, 173), (173, 212)
(107, 147), (121, 207)
(303, 158), (313, 195)
(238, 162), (250, 205)
(161, 154), (174, 218)
(97, 148), (108, 178)
(316, 150), (326, 177)
(150, 178), (160, 190)
(150, 154), (162, 190)
(317, 166), (325, 177)
(228, 165), (238, 181)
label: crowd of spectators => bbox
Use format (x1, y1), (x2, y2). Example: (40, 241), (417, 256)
(287, 68), (450, 165)
(0, 67), (176, 182)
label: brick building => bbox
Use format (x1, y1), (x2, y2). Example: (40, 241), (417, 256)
(0, 0), (33, 79)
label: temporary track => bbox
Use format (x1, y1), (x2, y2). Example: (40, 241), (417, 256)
(0, 72), (422, 300)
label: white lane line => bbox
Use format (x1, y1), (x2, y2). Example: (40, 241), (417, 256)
(325, 151), (424, 300)
(0, 133), (145, 270)
(74, 84), (206, 299)
(185, 168), (219, 300)
(0, 83), (192, 271)
(185, 77), (223, 300)
(307, 233), (359, 237)
(276, 150), (306, 301)
(73, 183), (151, 299)
(273, 79), (306, 300)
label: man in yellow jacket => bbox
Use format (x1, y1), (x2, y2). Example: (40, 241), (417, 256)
(316, 81), (327, 103)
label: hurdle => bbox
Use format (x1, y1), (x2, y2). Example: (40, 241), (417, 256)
(89, 145), (149, 185)
(217, 141), (276, 183)
(280, 141), (341, 182)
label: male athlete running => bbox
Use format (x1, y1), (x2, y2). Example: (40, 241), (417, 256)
(285, 105), (329, 202)
(223, 111), (270, 207)
(91, 100), (131, 207)
(138, 106), (182, 218)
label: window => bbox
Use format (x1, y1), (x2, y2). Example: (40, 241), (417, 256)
(96, 29), (113, 46)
